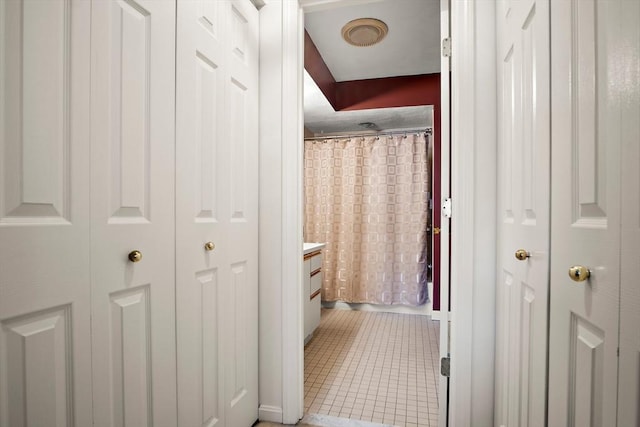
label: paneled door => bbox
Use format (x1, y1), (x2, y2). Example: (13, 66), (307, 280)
(89, 1), (177, 426)
(495, 0), (550, 426)
(0, 1), (93, 426)
(176, 0), (259, 426)
(548, 0), (625, 425)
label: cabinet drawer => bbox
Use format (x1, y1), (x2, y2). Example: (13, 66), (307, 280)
(310, 270), (322, 297)
(309, 291), (321, 334)
(310, 253), (323, 272)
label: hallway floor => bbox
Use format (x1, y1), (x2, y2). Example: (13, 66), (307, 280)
(303, 308), (440, 427)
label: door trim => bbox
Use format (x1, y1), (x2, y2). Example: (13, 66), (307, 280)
(449, 1), (497, 426)
(257, 0), (499, 425)
(258, 1), (305, 423)
(438, 0), (451, 425)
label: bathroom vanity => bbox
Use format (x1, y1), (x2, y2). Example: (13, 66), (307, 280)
(303, 243), (325, 344)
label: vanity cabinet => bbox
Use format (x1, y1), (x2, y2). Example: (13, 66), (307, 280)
(303, 244), (325, 343)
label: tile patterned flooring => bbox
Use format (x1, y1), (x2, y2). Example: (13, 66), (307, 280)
(302, 308), (440, 427)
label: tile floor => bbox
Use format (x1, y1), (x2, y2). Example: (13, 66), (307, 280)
(303, 308), (440, 427)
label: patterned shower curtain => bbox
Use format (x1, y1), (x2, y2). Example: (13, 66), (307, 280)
(304, 134), (430, 306)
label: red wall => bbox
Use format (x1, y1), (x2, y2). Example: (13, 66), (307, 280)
(336, 74), (440, 111)
(304, 31), (338, 109)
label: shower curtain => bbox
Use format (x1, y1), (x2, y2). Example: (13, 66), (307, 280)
(304, 134), (430, 306)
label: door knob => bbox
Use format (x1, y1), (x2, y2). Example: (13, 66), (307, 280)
(128, 250), (143, 263)
(204, 242), (215, 251)
(433, 227), (441, 235)
(568, 265), (590, 282)
(514, 249), (530, 261)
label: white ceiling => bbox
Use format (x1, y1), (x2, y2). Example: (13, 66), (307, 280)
(304, 0), (441, 82)
(303, 0), (440, 134)
(304, 70), (432, 134)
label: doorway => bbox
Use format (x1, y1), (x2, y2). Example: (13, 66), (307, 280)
(257, 0), (504, 424)
(300, 1), (445, 425)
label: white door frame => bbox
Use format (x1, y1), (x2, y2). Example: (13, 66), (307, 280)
(258, 1), (305, 423)
(448, 2), (497, 426)
(257, 1), (498, 425)
(438, 0), (451, 425)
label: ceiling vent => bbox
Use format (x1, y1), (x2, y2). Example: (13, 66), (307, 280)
(341, 18), (388, 47)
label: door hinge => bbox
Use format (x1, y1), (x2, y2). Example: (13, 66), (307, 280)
(442, 37), (451, 57)
(441, 357), (451, 377)
(442, 198), (452, 218)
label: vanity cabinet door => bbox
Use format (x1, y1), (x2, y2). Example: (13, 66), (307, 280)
(303, 258), (312, 340)
(309, 268), (322, 334)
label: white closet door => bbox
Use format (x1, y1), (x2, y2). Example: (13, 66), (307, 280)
(617, 0), (639, 424)
(0, 1), (92, 426)
(495, 0), (550, 426)
(222, 2), (259, 424)
(548, 1), (622, 425)
(176, 0), (227, 425)
(176, 0), (259, 426)
(89, 1), (177, 426)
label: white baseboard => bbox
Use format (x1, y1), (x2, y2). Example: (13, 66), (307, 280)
(431, 310), (451, 321)
(258, 405), (283, 423)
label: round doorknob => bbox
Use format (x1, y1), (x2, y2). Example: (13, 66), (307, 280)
(204, 242), (215, 251)
(514, 249), (530, 261)
(128, 250), (143, 263)
(568, 265), (590, 282)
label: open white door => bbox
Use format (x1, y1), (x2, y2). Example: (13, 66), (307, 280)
(438, 1), (451, 426)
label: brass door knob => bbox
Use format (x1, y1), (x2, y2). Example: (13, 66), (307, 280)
(515, 249), (530, 261)
(128, 250), (142, 263)
(204, 242), (215, 251)
(568, 265), (590, 282)
(433, 227), (441, 235)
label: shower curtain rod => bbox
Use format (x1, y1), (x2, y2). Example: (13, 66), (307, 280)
(304, 128), (432, 141)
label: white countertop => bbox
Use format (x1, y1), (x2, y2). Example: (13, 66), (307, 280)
(303, 242), (326, 255)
